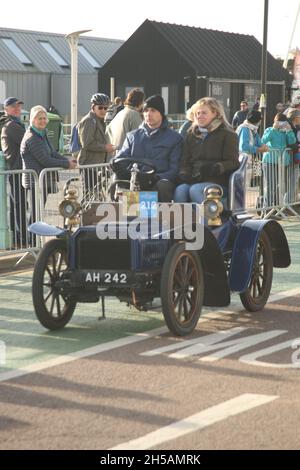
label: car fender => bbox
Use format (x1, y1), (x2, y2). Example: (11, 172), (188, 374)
(28, 222), (67, 237)
(199, 227), (231, 307)
(229, 219), (291, 293)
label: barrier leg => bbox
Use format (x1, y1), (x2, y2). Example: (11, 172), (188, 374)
(0, 152), (12, 249)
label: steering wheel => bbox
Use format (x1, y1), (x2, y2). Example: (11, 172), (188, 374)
(109, 157), (157, 202)
(111, 157), (156, 177)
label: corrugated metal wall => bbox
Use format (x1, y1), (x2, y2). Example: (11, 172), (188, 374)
(0, 71), (50, 110)
(0, 71), (98, 121)
(51, 73), (98, 121)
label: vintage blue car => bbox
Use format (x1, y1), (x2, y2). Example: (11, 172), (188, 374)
(29, 155), (291, 336)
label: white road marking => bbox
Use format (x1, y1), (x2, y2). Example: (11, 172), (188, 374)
(0, 326), (168, 383)
(0, 285), (299, 382)
(266, 287), (300, 303)
(141, 327), (246, 357)
(110, 393), (279, 450)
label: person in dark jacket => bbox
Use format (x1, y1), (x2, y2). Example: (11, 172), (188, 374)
(174, 97), (239, 204)
(231, 100), (249, 130)
(0, 97), (27, 246)
(116, 95), (183, 202)
(21, 105), (77, 225)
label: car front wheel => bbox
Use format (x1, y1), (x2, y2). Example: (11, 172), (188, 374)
(32, 239), (76, 330)
(161, 242), (204, 336)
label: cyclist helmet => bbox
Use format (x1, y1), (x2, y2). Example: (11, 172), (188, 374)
(91, 93), (110, 106)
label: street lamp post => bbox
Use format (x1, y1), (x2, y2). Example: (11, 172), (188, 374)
(66, 30), (91, 129)
(260, 0), (269, 134)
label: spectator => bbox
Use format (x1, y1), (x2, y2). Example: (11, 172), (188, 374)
(174, 97), (239, 204)
(275, 102), (285, 113)
(178, 107), (194, 139)
(261, 113), (296, 206)
(287, 108), (300, 162)
(78, 93), (115, 165)
(232, 101), (249, 130)
(115, 94), (183, 202)
(106, 88), (144, 150)
(236, 110), (268, 155)
(20, 105), (76, 224)
(252, 97), (261, 111)
(0, 97), (27, 246)
(262, 113), (296, 159)
(104, 97), (124, 125)
(78, 93), (115, 204)
(284, 94), (300, 117)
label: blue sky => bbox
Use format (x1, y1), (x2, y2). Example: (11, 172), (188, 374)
(1, 0), (299, 59)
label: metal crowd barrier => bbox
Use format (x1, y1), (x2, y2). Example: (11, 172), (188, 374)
(244, 148), (300, 219)
(0, 166), (40, 259)
(1, 149), (299, 260)
(38, 163), (112, 231)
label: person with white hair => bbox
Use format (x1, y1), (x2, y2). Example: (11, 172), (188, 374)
(20, 105), (77, 225)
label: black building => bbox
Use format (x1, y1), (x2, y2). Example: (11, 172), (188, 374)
(99, 20), (292, 124)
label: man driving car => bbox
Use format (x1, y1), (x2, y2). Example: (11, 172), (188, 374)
(114, 95), (183, 202)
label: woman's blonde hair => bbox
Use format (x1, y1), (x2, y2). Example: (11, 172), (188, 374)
(185, 107), (194, 121)
(191, 97), (231, 128)
(30, 105), (48, 127)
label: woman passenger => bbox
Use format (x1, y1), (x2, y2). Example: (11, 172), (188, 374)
(174, 97), (239, 203)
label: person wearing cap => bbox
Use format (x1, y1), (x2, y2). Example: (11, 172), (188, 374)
(0, 97), (27, 246)
(20, 105), (77, 228)
(78, 93), (115, 166)
(115, 94), (183, 202)
(174, 97), (239, 204)
(236, 110), (269, 155)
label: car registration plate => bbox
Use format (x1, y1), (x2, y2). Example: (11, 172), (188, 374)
(84, 271), (128, 284)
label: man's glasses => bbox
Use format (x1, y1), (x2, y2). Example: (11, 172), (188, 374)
(96, 105), (108, 111)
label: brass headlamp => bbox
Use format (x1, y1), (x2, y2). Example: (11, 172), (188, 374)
(59, 188), (81, 226)
(203, 186), (224, 226)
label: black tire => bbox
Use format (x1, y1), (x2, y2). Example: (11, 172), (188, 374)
(160, 242), (204, 336)
(32, 239), (76, 330)
(239, 231), (273, 312)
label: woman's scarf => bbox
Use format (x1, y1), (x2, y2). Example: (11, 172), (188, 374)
(273, 121), (292, 132)
(240, 120), (259, 134)
(193, 118), (223, 140)
(31, 125), (46, 137)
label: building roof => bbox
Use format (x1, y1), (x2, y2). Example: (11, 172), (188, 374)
(144, 20), (290, 82)
(0, 27), (123, 74)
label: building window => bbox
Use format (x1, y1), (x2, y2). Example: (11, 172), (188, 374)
(78, 45), (100, 68)
(39, 41), (69, 67)
(2, 38), (32, 65)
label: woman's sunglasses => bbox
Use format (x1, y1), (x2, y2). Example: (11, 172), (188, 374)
(96, 105), (108, 111)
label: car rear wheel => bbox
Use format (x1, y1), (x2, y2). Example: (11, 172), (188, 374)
(32, 239), (76, 330)
(161, 242), (204, 336)
(239, 231), (273, 312)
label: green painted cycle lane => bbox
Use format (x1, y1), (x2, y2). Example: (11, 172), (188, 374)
(0, 221), (299, 375)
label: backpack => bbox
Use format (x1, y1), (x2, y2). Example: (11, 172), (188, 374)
(104, 104), (118, 124)
(69, 123), (81, 153)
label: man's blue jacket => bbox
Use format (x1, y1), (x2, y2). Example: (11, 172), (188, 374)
(116, 119), (183, 182)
